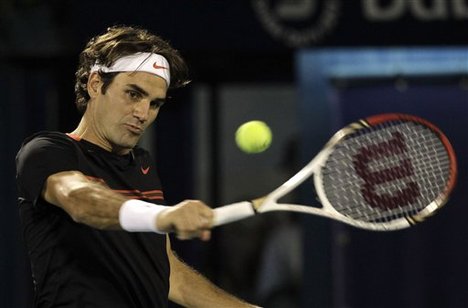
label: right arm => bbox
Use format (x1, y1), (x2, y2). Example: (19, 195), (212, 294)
(43, 170), (125, 229)
(43, 170), (213, 239)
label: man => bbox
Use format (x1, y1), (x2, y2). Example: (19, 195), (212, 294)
(16, 25), (257, 307)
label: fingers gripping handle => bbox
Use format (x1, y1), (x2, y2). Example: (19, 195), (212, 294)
(213, 202), (256, 227)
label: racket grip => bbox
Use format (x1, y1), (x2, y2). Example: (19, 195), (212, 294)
(212, 201), (256, 227)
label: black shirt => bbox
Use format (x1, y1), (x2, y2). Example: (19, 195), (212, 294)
(16, 131), (170, 308)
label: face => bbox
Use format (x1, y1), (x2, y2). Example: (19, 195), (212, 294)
(85, 71), (167, 154)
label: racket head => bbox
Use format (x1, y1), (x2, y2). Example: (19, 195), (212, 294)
(314, 113), (457, 231)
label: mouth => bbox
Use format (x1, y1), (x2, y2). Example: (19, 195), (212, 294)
(124, 123), (144, 135)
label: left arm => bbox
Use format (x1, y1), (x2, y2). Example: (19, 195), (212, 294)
(167, 236), (259, 308)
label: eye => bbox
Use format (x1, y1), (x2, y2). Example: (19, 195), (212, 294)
(150, 99), (165, 109)
(126, 90), (142, 101)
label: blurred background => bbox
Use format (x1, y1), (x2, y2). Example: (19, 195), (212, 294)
(1, 0), (467, 307)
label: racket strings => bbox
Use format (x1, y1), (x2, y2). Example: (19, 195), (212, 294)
(320, 120), (453, 223)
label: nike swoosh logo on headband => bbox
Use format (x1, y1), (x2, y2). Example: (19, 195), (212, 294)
(153, 62), (168, 70)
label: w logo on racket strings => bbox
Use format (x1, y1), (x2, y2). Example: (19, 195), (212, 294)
(353, 132), (420, 210)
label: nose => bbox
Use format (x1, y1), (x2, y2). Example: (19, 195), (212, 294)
(133, 100), (151, 122)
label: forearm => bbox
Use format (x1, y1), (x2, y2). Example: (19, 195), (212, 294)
(44, 171), (126, 230)
(168, 243), (258, 308)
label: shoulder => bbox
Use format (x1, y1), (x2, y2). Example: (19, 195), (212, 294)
(20, 131), (75, 149)
(16, 131), (78, 166)
(16, 131), (81, 201)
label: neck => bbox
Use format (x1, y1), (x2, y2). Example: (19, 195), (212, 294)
(71, 117), (124, 154)
(70, 117), (88, 139)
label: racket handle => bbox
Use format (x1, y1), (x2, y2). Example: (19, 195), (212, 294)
(212, 201), (256, 227)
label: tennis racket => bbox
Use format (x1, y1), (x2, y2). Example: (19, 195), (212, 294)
(213, 113), (457, 231)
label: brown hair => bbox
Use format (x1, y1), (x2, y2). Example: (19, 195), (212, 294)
(74, 25), (190, 114)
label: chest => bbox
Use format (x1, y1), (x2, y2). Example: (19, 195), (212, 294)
(75, 147), (164, 204)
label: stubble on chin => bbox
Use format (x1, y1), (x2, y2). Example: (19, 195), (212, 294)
(110, 132), (142, 154)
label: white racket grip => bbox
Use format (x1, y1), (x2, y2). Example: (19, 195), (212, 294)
(213, 201), (256, 227)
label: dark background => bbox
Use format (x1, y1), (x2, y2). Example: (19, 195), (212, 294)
(1, 1), (467, 307)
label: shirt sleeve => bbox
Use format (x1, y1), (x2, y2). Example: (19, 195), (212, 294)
(16, 133), (79, 205)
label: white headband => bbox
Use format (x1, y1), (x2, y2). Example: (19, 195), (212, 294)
(90, 52), (171, 86)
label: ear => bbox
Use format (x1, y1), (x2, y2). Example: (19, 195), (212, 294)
(87, 72), (102, 99)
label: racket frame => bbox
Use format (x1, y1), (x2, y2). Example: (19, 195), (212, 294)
(214, 114), (457, 231)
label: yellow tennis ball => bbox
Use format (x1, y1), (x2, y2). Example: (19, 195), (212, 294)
(235, 121), (272, 154)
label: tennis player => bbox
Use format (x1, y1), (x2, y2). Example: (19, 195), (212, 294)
(16, 25), (258, 307)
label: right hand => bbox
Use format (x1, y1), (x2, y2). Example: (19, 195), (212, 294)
(156, 200), (214, 241)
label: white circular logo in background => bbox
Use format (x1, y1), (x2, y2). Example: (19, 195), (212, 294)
(252, 0), (341, 47)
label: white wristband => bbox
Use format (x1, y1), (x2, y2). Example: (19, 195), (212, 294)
(119, 199), (170, 233)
